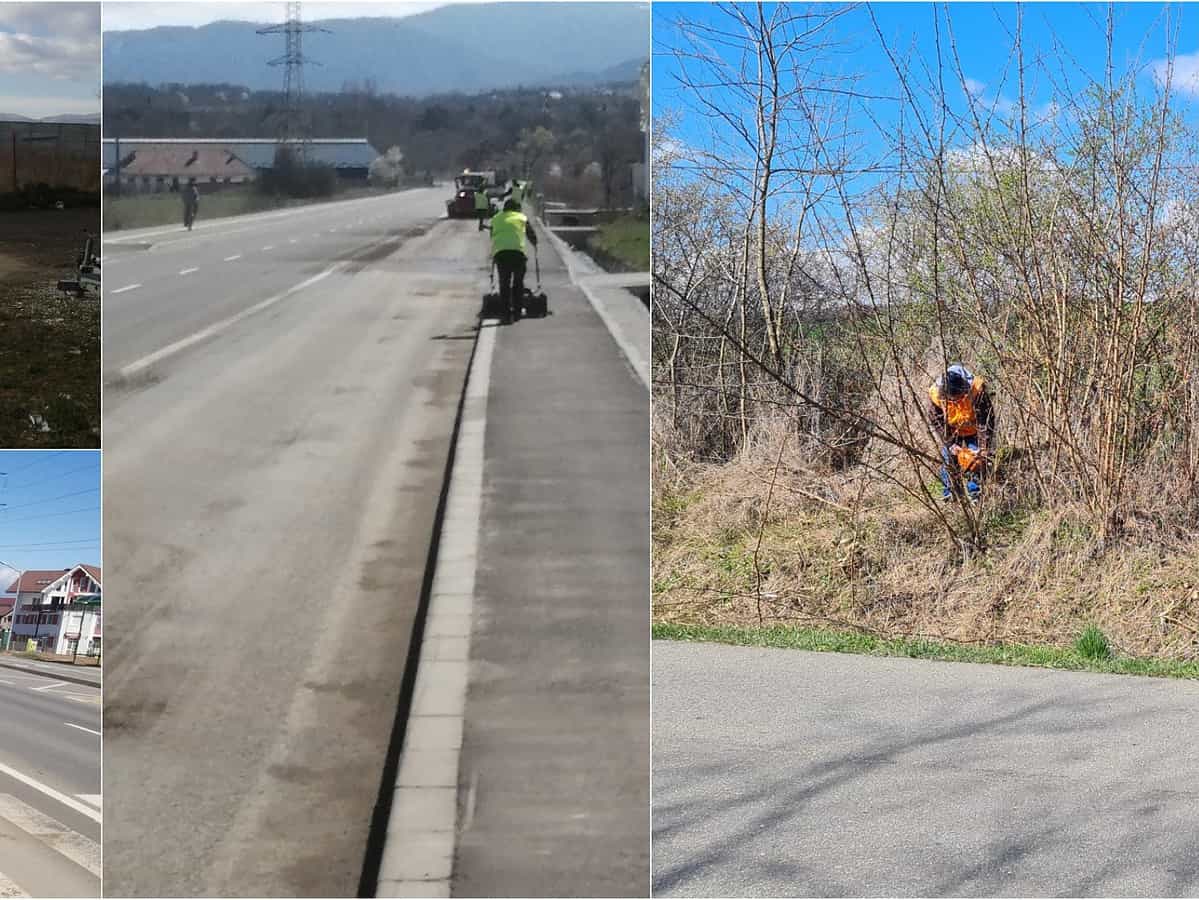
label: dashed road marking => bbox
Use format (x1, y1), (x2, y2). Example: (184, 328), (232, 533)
(63, 723), (99, 737)
(262, 245), (274, 251)
(110, 284), (141, 294)
(179, 267), (199, 275)
(223, 254), (242, 262)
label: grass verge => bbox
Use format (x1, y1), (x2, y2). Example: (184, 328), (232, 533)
(103, 184), (399, 231)
(653, 621), (1199, 680)
(588, 214), (649, 271)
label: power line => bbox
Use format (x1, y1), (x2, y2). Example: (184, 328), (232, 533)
(4, 460), (100, 493)
(0, 506), (100, 525)
(0, 451), (67, 477)
(0, 488), (99, 513)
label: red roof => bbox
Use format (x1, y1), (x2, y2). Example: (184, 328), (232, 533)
(6, 569), (67, 593)
(6, 564), (101, 594)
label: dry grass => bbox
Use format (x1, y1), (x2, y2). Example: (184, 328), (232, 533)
(653, 433), (1199, 661)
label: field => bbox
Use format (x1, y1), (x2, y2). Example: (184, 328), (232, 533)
(103, 183), (407, 231)
(0, 208), (100, 447)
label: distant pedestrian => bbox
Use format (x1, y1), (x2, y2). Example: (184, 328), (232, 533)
(182, 180), (200, 230)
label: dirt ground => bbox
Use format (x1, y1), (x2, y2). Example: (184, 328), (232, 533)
(0, 208), (100, 447)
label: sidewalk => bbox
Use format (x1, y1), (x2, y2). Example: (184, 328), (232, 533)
(0, 653), (101, 687)
(451, 229), (650, 895)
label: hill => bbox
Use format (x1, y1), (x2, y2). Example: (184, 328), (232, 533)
(103, 3), (649, 96)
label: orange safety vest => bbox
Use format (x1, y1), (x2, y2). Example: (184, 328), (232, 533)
(929, 376), (985, 437)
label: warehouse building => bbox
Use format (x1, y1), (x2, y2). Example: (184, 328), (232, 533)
(102, 138), (379, 192)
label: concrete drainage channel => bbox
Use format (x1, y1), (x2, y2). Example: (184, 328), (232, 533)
(361, 318), (495, 899)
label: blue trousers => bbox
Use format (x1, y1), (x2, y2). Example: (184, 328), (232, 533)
(941, 437), (981, 499)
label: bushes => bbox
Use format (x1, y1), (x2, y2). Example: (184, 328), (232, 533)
(257, 147), (337, 198)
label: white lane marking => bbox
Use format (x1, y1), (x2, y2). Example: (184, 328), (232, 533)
(375, 320), (494, 895)
(288, 238), (298, 244)
(119, 266), (337, 378)
(0, 763), (101, 824)
(0, 869), (26, 897)
(117, 224), (421, 379)
(223, 254), (242, 262)
(0, 794), (100, 878)
(262, 245), (274, 251)
(179, 267), (199, 275)
(76, 795), (101, 810)
(64, 723), (100, 737)
(30, 682), (68, 692)
(0, 679), (14, 685)
(110, 283), (141, 294)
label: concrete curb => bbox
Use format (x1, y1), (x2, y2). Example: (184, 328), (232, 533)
(0, 660), (100, 688)
(374, 320), (496, 898)
(540, 222), (650, 390)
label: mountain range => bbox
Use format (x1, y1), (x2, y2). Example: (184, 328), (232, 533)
(103, 2), (649, 96)
(0, 113), (100, 124)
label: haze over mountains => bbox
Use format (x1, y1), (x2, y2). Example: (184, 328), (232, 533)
(103, 2), (649, 96)
(0, 113), (101, 124)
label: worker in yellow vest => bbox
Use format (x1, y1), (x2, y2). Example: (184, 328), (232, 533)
(474, 187), (491, 231)
(489, 199), (538, 324)
(928, 364), (996, 502)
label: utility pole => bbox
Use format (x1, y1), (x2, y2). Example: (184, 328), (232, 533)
(257, 2), (330, 164)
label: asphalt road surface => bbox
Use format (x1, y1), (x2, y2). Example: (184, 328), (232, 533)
(0, 669), (100, 897)
(102, 189), (483, 897)
(653, 640), (1199, 898)
(102, 189), (649, 897)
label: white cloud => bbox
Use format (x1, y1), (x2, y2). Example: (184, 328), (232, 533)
(963, 76), (986, 98)
(0, 3), (99, 40)
(0, 4), (99, 83)
(0, 32), (99, 81)
(1151, 50), (1199, 95)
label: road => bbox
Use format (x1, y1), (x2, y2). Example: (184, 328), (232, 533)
(102, 188), (648, 897)
(653, 640), (1199, 898)
(0, 669), (100, 898)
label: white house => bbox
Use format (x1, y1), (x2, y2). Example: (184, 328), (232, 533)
(7, 564), (102, 656)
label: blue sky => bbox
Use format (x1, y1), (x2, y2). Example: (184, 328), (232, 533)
(654, 3), (1198, 179)
(0, 452), (100, 585)
(0, 3), (99, 118)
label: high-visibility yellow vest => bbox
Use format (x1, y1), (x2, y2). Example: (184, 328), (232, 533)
(474, 189), (489, 211)
(929, 377), (985, 437)
(490, 210), (528, 255)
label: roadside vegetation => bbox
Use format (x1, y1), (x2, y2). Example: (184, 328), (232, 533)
(653, 5), (1199, 665)
(102, 182), (397, 231)
(589, 213), (650, 271)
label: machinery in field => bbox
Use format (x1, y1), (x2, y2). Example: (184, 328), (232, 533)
(56, 233), (100, 297)
(446, 169), (497, 218)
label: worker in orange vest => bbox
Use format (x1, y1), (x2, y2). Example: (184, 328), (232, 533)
(928, 364), (995, 502)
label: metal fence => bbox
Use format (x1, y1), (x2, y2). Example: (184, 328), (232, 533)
(0, 121), (100, 193)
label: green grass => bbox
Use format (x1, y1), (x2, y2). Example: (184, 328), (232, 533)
(653, 621), (1199, 680)
(589, 215), (649, 271)
(102, 184), (393, 231)
(1074, 625), (1112, 660)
